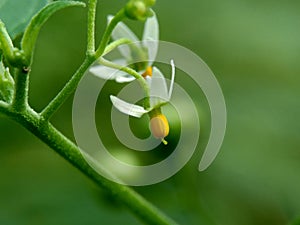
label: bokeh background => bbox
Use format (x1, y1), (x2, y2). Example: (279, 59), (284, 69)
(1, 0), (300, 224)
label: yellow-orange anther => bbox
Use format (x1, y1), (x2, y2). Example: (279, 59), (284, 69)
(150, 114), (169, 140)
(142, 66), (152, 78)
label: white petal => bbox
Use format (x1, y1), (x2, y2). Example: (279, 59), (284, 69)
(168, 60), (175, 99)
(150, 67), (169, 107)
(110, 95), (149, 118)
(142, 10), (159, 64)
(142, 11), (159, 42)
(90, 59), (127, 80)
(115, 75), (136, 83)
(108, 15), (140, 58)
(90, 65), (126, 80)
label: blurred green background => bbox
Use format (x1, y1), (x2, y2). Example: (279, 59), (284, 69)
(1, 0), (300, 224)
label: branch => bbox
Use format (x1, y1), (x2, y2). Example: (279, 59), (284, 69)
(94, 9), (126, 59)
(2, 106), (179, 225)
(40, 57), (93, 120)
(41, 6), (126, 120)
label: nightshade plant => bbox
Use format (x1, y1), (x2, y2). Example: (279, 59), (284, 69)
(0, 0), (179, 224)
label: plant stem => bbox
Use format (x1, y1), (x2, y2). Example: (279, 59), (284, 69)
(0, 104), (179, 225)
(40, 0), (99, 120)
(99, 57), (151, 109)
(95, 8), (126, 59)
(103, 38), (132, 55)
(41, 7), (126, 120)
(87, 0), (97, 54)
(12, 68), (29, 112)
(41, 56), (94, 120)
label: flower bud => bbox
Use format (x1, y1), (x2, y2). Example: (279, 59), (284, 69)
(125, 0), (155, 21)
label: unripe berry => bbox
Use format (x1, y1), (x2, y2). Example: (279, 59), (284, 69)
(150, 114), (169, 140)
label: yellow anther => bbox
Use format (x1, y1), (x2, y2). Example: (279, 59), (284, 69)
(142, 66), (152, 78)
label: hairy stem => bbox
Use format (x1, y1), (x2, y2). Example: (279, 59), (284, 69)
(95, 8), (126, 59)
(103, 38), (132, 55)
(41, 6), (126, 120)
(12, 68), (29, 112)
(0, 104), (178, 225)
(40, 56), (94, 120)
(87, 0), (97, 54)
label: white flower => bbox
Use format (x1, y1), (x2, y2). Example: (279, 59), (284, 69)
(110, 60), (175, 118)
(89, 10), (159, 83)
(110, 60), (175, 144)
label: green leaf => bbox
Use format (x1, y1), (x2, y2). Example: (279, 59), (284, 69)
(0, 0), (49, 38)
(21, 0), (85, 64)
(0, 60), (14, 103)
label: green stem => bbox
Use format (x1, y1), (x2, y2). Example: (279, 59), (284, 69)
(95, 8), (126, 59)
(12, 68), (29, 112)
(41, 6), (126, 120)
(87, 0), (97, 54)
(0, 104), (179, 225)
(40, 0), (101, 120)
(103, 38), (132, 55)
(99, 57), (151, 109)
(41, 56), (94, 120)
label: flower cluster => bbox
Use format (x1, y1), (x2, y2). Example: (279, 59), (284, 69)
(90, 9), (175, 145)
